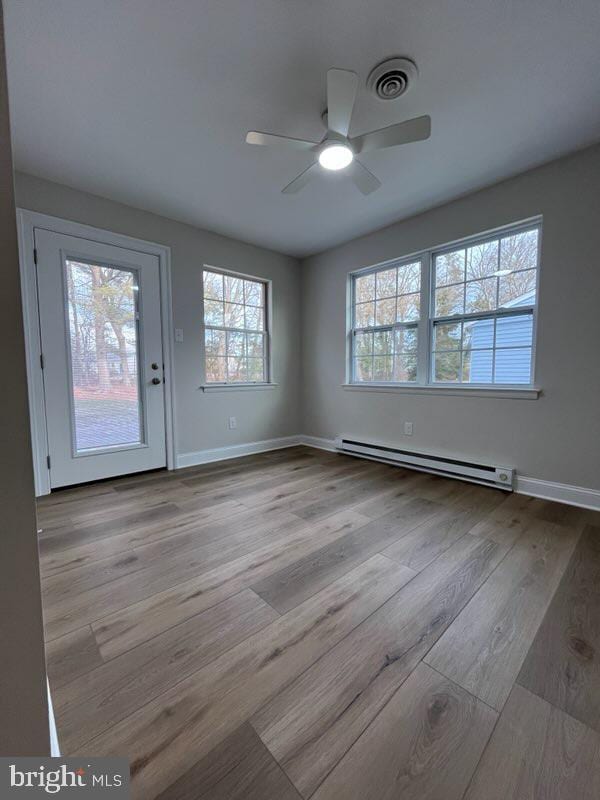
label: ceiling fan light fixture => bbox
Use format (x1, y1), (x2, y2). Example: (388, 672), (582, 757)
(318, 143), (354, 171)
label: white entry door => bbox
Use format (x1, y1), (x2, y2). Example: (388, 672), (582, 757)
(35, 229), (167, 488)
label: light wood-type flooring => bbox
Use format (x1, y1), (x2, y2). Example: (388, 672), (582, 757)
(37, 446), (600, 799)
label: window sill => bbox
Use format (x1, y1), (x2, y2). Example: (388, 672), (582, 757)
(200, 382), (278, 393)
(341, 383), (540, 399)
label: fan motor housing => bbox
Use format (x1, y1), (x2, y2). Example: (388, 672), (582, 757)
(367, 57), (418, 100)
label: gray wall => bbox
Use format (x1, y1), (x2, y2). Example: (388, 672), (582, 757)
(14, 173), (302, 459)
(0, 4), (49, 755)
(301, 144), (600, 490)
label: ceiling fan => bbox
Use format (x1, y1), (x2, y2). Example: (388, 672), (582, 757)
(245, 68), (431, 195)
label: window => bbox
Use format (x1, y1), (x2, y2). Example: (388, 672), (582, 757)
(202, 268), (269, 384)
(352, 260), (422, 383)
(350, 221), (540, 388)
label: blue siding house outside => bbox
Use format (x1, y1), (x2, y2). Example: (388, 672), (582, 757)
(469, 291), (534, 383)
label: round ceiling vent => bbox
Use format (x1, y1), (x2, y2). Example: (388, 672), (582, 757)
(367, 57), (418, 101)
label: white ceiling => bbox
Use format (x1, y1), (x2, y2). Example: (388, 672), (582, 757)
(5, 0), (600, 257)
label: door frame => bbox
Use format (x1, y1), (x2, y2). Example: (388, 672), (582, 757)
(17, 209), (177, 495)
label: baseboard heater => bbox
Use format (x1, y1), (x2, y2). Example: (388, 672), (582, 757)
(334, 437), (514, 491)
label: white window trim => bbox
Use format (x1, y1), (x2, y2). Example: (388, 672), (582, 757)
(346, 217), (542, 396)
(200, 263), (274, 389)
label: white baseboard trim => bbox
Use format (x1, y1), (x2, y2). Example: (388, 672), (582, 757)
(515, 476), (600, 511)
(176, 435), (302, 469)
(299, 435), (338, 452)
(300, 435), (600, 512)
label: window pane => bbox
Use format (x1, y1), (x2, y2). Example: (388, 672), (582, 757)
(397, 262), (421, 294)
(246, 332), (264, 358)
(375, 268), (396, 299)
(203, 271), (268, 385)
(224, 275), (244, 303)
(355, 273), (375, 303)
(227, 356), (247, 382)
(373, 330), (393, 355)
(395, 327), (418, 354)
(466, 240), (499, 281)
(354, 357), (373, 382)
(434, 351), (461, 382)
(205, 328), (225, 357)
(224, 302), (244, 328)
(463, 349), (493, 383)
(244, 304), (263, 331)
(434, 322), (461, 350)
(496, 314), (533, 348)
(373, 355), (393, 381)
(204, 299), (224, 326)
(435, 284), (464, 316)
(435, 249), (465, 287)
(375, 297), (396, 326)
(354, 331), (373, 357)
(494, 347), (532, 383)
(500, 229), (538, 274)
(66, 261), (142, 452)
(394, 354), (417, 382)
(247, 358), (265, 382)
(498, 269), (536, 307)
(205, 356), (226, 382)
(355, 301), (375, 328)
(244, 280), (263, 306)
(463, 317), (494, 350)
(465, 277), (497, 313)
(226, 331), (245, 357)
(203, 271), (224, 300)
(397, 292), (420, 322)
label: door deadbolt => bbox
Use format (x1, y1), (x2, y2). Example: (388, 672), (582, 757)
(151, 377), (161, 385)
(151, 362), (159, 370)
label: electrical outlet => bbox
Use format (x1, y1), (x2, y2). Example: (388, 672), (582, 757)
(228, 416), (237, 430)
(404, 421), (413, 436)
(174, 328), (184, 343)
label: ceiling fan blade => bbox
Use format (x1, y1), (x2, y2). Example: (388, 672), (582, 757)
(348, 160), (381, 195)
(326, 69), (358, 137)
(281, 162), (319, 194)
(350, 115), (431, 154)
(246, 131), (318, 151)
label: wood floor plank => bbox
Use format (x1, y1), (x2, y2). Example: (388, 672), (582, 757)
(464, 684), (600, 800)
(45, 625), (103, 689)
(424, 518), (580, 710)
(467, 505), (531, 548)
(381, 505), (483, 571)
(311, 662), (497, 800)
(54, 589), (278, 752)
(37, 452), (600, 800)
(81, 554), (412, 799)
(291, 468), (398, 522)
(154, 723), (302, 800)
(348, 470), (432, 519)
(39, 503), (181, 555)
(238, 459), (368, 509)
(517, 524), (600, 732)
(252, 535), (505, 798)
(42, 509), (301, 607)
(44, 509), (363, 641)
(39, 501), (286, 578)
(91, 510), (377, 659)
(251, 497), (438, 613)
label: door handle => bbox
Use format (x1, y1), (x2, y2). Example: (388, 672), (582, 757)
(151, 377), (162, 385)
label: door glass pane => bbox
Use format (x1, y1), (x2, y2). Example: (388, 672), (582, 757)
(65, 260), (142, 452)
